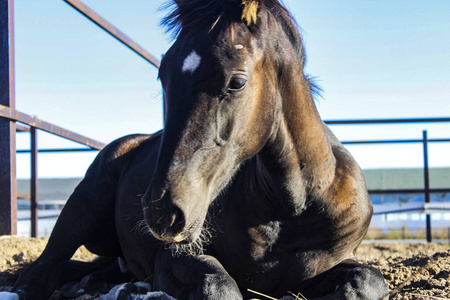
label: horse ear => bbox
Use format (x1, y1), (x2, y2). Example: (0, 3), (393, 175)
(241, 0), (261, 26)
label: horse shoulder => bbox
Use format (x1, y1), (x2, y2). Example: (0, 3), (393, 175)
(322, 125), (372, 246)
(90, 133), (159, 174)
(328, 143), (371, 212)
(71, 133), (160, 205)
(321, 125), (368, 204)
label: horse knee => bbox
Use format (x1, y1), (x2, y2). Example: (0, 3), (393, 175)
(335, 266), (388, 300)
(199, 273), (242, 300)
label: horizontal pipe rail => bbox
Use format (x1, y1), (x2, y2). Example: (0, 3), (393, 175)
(368, 188), (450, 194)
(63, 0), (160, 68)
(16, 123), (30, 132)
(373, 206), (450, 215)
(0, 105), (105, 150)
(17, 193), (30, 200)
(342, 138), (450, 145)
(18, 214), (59, 221)
(16, 148), (99, 153)
(324, 117), (450, 125)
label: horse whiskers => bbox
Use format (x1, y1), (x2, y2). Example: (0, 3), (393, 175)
(132, 219), (153, 237)
(142, 274), (154, 285)
(132, 219), (212, 257)
(167, 222), (214, 257)
(150, 189), (166, 203)
(156, 215), (164, 225)
(131, 219), (144, 233)
(167, 234), (208, 256)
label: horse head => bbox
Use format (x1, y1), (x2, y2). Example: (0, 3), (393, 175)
(142, 0), (316, 244)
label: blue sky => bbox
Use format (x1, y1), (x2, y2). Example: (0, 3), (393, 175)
(12, 0), (450, 178)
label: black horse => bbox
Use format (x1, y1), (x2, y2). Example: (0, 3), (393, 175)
(7, 0), (389, 299)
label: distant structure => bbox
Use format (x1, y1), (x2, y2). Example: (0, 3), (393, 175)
(18, 168), (449, 203)
(17, 178), (82, 202)
(364, 168), (450, 193)
(16, 168), (450, 237)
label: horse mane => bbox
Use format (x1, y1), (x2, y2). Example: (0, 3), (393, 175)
(161, 0), (321, 98)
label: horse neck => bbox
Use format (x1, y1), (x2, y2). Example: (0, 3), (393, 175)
(257, 70), (336, 215)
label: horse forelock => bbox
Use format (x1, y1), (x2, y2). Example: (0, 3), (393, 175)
(241, 0), (259, 26)
(162, 0), (298, 43)
(161, 0), (240, 39)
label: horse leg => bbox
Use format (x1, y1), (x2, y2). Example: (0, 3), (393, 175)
(10, 197), (119, 299)
(58, 257), (134, 298)
(299, 259), (389, 300)
(153, 250), (243, 300)
(11, 145), (123, 300)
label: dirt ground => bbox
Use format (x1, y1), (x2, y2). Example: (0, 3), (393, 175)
(0, 235), (449, 299)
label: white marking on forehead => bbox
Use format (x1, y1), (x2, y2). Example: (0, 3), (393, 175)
(182, 50), (201, 74)
(234, 44), (244, 50)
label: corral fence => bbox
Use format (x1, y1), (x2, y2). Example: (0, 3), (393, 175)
(328, 119), (450, 242)
(1, 0), (449, 241)
(0, 0), (160, 237)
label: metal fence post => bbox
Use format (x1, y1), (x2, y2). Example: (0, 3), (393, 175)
(0, 0), (17, 236)
(423, 130), (432, 242)
(31, 127), (38, 237)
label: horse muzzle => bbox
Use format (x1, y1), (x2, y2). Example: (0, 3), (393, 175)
(141, 189), (203, 244)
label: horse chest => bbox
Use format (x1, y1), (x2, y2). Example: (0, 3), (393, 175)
(247, 221), (282, 260)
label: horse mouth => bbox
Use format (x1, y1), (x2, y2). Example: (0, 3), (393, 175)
(148, 216), (204, 246)
(167, 223), (211, 256)
(172, 219), (204, 244)
(162, 233), (192, 244)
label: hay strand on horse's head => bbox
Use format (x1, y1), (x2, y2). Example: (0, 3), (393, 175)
(242, 0), (259, 26)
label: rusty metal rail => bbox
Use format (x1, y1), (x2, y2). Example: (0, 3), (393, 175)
(325, 117), (450, 125)
(0, 105), (106, 150)
(0, 105), (105, 237)
(1, 0), (158, 237)
(63, 0), (160, 68)
(1, 0), (17, 236)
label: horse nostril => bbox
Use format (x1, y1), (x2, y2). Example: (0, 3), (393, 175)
(168, 205), (185, 234)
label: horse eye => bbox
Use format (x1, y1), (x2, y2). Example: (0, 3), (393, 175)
(228, 75), (247, 91)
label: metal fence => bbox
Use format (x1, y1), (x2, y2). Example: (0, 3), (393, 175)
(327, 119), (450, 242)
(0, 0), (159, 237)
(1, 0), (449, 241)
